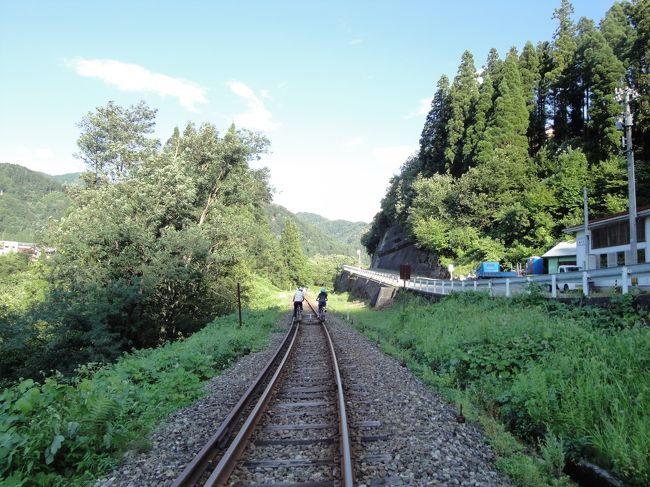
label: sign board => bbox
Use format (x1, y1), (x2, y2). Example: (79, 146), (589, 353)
(399, 264), (411, 280)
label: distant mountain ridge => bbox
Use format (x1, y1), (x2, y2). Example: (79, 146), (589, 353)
(0, 164), (367, 257)
(267, 204), (368, 261)
(48, 172), (81, 185)
(296, 211), (368, 248)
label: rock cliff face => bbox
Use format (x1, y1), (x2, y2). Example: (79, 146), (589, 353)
(372, 224), (448, 278)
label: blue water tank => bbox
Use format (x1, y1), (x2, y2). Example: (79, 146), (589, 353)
(526, 256), (544, 275)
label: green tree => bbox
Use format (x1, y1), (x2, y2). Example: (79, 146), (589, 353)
(519, 41), (544, 154)
(600, 1), (637, 70)
(75, 101), (159, 186)
(463, 72), (494, 168)
(278, 219), (310, 287)
(476, 50), (530, 163)
(419, 75), (450, 175)
(575, 18), (626, 162)
(532, 41), (555, 153)
(444, 51), (479, 176)
(547, 148), (589, 226)
(628, 0), (650, 191)
(548, 0), (579, 140)
(590, 157), (628, 213)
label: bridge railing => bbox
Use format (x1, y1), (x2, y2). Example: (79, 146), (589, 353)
(341, 263), (650, 297)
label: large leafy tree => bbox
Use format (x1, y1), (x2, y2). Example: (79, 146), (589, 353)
(75, 101), (159, 186)
(30, 102), (275, 376)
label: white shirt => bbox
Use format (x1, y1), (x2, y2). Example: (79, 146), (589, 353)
(293, 290), (304, 301)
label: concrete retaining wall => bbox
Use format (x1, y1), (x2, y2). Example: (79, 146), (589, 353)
(335, 270), (399, 308)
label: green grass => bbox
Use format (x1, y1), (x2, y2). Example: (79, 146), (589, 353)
(328, 290), (650, 486)
(0, 279), (287, 486)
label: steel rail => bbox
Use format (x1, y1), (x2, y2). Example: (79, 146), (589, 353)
(171, 320), (298, 487)
(304, 297), (355, 486)
(202, 320), (302, 486)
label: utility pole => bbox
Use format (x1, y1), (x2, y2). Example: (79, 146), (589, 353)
(583, 186), (590, 270)
(623, 89), (638, 265)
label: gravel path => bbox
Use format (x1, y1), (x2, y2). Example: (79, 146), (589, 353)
(94, 313), (514, 486)
(326, 315), (514, 487)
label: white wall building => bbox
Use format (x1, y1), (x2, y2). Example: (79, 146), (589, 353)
(563, 206), (650, 269)
(0, 240), (44, 258)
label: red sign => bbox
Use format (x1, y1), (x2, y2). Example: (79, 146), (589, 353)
(399, 264), (411, 280)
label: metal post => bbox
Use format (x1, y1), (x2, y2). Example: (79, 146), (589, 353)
(506, 279), (511, 297)
(237, 282), (242, 327)
(622, 267), (629, 294)
(624, 90), (638, 265)
(488, 280), (493, 297)
(582, 271), (589, 297)
(551, 274), (557, 298)
(474, 280), (477, 291)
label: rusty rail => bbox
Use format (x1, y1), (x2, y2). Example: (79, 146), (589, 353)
(171, 320), (298, 487)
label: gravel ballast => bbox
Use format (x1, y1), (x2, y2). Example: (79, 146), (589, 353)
(95, 313), (514, 486)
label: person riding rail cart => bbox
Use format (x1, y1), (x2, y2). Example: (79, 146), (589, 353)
(293, 287), (305, 318)
(317, 287), (328, 318)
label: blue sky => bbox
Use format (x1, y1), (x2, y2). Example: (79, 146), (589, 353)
(0, 0), (616, 222)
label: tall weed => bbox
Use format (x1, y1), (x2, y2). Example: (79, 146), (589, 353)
(330, 291), (650, 486)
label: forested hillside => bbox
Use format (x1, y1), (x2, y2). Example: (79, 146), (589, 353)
(363, 0), (649, 271)
(267, 204), (364, 258)
(49, 172), (81, 185)
(0, 163), (70, 241)
(296, 211), (369, 263)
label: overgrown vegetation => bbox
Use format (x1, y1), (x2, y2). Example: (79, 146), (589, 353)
(0, 284), (284, 486)
(363, 0), (650, 271)
(329, 291), (650, 486)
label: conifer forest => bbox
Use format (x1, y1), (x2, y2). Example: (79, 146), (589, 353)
(363, 0), (650, 271)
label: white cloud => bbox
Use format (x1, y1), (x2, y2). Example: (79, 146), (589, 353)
(66, 58), (208, 111)
(260, 89), (272, 100)
(349, 38), (364, 45)
(228, 80), (280, 131)
(344, 137), (364, 147)
(372, 145), (417, 170)
(406, 97), (433, 118)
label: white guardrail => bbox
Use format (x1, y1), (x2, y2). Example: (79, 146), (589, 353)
(342, 263), (650, 298)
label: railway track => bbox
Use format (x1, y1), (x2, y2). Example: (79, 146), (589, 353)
(172, 297), (354, 487)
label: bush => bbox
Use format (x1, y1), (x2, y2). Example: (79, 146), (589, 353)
(0, 305), (282, 485)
